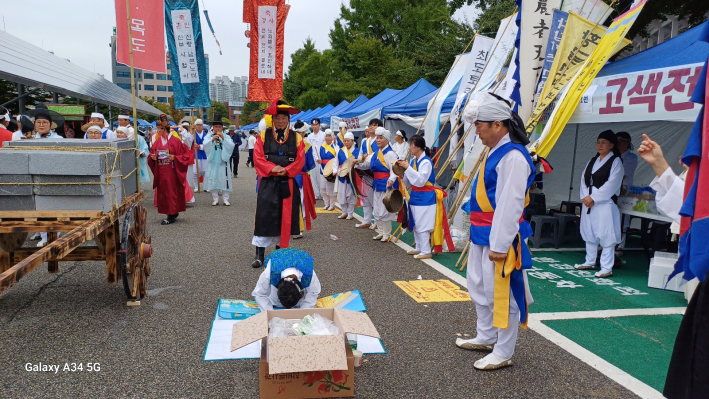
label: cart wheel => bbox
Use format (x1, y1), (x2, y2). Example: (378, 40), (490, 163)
(121, 203), (152, 300)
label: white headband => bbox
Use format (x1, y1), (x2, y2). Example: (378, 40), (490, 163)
(324, 129), (334, 136)
(86, 125), (103, 133)
(463, 92), (512, 124)
(90, 112), (105, 120)
(117, 115), (130, 120)
(374, 127), (391, 142)
(344, 132), (354, 140)
(194, 119), (203, 125)
(339, 122), (347, 128)
(294, 123), (310, 133)
(396, 130), (404, 137)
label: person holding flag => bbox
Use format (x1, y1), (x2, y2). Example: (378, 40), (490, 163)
(251, 100), (305, 268)
(454, 92), (535, 371)
(292, 121), (317, 239)
(333, 131), (360, 220)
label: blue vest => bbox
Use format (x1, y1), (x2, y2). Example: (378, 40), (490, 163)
(266, 248), (314, 288)
(195, 133), (207, 160)
(319, 144), (337, 175)
(468, 142), (535, 246)
(409, 156), (437, 206)
(337, 146), (360, 183)
(296, 146), (316, 189)
(371, 146), (398, 192)
(361, 138), (378, 155)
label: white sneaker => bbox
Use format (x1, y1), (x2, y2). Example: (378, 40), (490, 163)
(473, 353), (513, 370)
(380, 236), (390, 242)
(223, 201), (230, 206)
(346, 215), (354, 220)
(595, 271), (613, 278)
(187, 198), (195, 204)
(37, 240), (47, 248)
(193, 188), (198, 193)
(212, 200), (218, 206)
(372, 234), (383, 240)
(337, 214), (347, 219)
(369, 224), (377, 230)
(455, 338), (494, 351)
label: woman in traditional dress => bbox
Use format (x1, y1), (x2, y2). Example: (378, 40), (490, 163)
(391, 129), (408, 160)
(574, 130), (624, 278)
(318, 129), (337, 210)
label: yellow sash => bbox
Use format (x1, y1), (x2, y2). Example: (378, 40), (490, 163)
(413, 160), (445, 248)
(376, 148), (390, 170)
(322, 143), (337, 159)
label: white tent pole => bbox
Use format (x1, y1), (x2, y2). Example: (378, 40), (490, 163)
(568, 123), (580, 202)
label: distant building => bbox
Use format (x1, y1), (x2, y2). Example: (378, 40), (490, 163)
(209, 76), (248, 102)
(619, 13), (709, 59)
(225, 101), (245, 127)
(110, 31), (210, 104)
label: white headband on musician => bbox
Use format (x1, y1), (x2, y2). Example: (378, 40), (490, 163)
(117, 114), (130, 120)
(374, 126), (391, 142)
(339, 122), (347, 128)
(194, 119), (204, 125)
(324, 129), (334, 137)
(344, 132), (354, 140)
(463, 92), (512, 124)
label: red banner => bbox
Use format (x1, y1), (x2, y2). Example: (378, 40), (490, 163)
(115, 0), (166, 73)
(246, 0), (286, 102)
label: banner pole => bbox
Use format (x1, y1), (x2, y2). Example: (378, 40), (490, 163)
(125, 0), (141, 192)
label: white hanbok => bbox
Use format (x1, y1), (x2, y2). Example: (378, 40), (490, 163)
(308, 131), (325, 199)
(203, 132), (235, 202)
(355, 146), (398, 237)
(333, 146), (358, 216)
(579, 154), (624, 273)
(464, 134), (533, 361)
(359, 137), (376, 225)
(403, 153), (436, 255)
(252, 264), (322, 311)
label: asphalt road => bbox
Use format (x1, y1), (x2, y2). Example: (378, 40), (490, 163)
(0, 158), (637, 398)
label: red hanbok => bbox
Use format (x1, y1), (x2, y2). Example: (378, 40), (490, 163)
(148, 135), (191, 215)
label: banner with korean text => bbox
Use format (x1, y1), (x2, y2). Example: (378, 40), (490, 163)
(525, 12), (609, 133)
(246, 0), (286, 102)
(535, 1), (648, 158)
(165, 0), (211, 109)
(449, 35), (494, 129)
(114, 0), (166, 73)
(516, 0), (562, 122)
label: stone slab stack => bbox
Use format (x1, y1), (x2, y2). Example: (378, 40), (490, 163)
(0, 139), (140, 212)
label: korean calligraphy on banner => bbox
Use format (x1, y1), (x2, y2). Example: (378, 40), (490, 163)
(534, 10), (568, 107)
(171, 9), (199, 84)
(246, 0), (286, 102)
(569, 64), (704, 123)
(164, 0), (211, 109)
(114, 0), (166, 73)
(535, 1), (647, 158)
(517, 0), (562, 122)
(449, 35), (494, 128)
(258, 6), (277, 79)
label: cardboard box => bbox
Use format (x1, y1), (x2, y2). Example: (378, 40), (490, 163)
(231, 308), (380, 399)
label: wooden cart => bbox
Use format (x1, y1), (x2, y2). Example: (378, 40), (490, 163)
(0, 191), (152, 302)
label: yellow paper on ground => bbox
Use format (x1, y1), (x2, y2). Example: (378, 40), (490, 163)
(315, 208), (341, 214)
(394, 280), (471, 303)
(526, 12), (607, 133)
(536, 1), (646, 158)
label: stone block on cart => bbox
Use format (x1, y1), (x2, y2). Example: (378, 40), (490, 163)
(28, 150), (117, 176)
(31, 175), (123, 196)
(0, 150), (31, 174)
(0, 195), (35, 211)
(34, 194), (120, 213)
(0, 175), (33, 196)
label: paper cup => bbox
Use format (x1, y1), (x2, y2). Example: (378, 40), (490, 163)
(353, 350), (363, 367)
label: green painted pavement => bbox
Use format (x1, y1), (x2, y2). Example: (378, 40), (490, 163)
(543, 315), (682, 392)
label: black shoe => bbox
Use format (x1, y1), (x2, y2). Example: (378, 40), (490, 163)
(275, 245), (280, 250)
(251, 259), (263, 268)
(161, 218), (176, 225)
(252, 246), (265, 268)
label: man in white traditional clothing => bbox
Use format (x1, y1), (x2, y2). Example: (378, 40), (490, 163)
(202, 116), (235, 206)
(354, 126), (399, 241)
(117, 114), (135, 138)
(355, 119), (383, 229)
(191, 118), (208, 192)
(84, 112), (116, 139)
(333, 132), (360, 220)
(574, 130), (624, 278)
(308, 118), (325, 200)
(454, 92), (536, 371)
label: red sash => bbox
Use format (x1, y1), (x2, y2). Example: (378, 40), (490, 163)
(470, 211), (525, 226)
(373, 172), (390, 180)
(300, 171), (317, 230)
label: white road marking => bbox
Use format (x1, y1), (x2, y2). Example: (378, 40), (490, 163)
(348, 209), (675, 398)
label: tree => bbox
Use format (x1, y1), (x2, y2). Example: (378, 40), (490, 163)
(283, 38), (318, 104)
(239, 101), (267, 126)
(208, 100), (229, 121)
(168, 96), (186, 123)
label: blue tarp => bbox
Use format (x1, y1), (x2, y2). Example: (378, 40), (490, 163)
(319, 95), (369, 122)
(308, 104), (334, 120)
(598, 21), (709, 77)
(295, 100), (349, 123)
(339, 89), (402, 118)
(383, 80), (461, 116)
(298, 107), (322, 123)
(377, 79), (437, 117)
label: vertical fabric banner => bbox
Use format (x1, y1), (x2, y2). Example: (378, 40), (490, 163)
(165, 0), (211, 109)
(525, 12), (607, 133)
(515, 0), (563, 121)
(534, 10), (568, 107)
(535, 1), (647, 158)
(562, 0), (614, 23)
(247, 0), (286, 102)
(449, 35), (494, 128)
(114, 0), (166, 73)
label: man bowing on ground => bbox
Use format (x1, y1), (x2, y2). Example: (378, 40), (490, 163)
(251, 100), (304, 268)
(455, 92), (536, 371)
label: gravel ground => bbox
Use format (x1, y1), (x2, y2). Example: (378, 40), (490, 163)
(0, 160), (637, 398)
